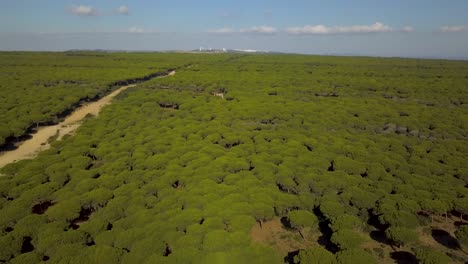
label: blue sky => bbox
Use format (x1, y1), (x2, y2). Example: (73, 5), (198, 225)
(1, 0), (468, 59)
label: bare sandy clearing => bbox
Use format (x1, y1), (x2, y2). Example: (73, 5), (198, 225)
(250, 218), (319, 255)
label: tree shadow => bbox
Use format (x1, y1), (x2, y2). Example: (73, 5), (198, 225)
(313, 207), (338, 253)
(0, 134), (35, 152)
(450, 210), (468, 222)
(21, 237), (34, 253)
(367, 209), (392, 246)
(390, 251), (418, 264)
(32, 200), (54, 214)
(370, 230), (388, 244)
(280, 216), (292, 229)
(0, 141), (19, 152)
(431, 229), (460, 250)
(283, 250), (299, 264)
(69, 207), (95, 230)
(367, 209), (389, 231)
(316, 219), (338, 253)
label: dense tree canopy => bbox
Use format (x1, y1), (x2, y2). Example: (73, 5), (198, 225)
(0, 52), (467, 263)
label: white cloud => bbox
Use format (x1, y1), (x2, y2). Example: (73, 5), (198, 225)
(69, 5), (98, 16)
(440, 25), (468, 33)
(286, 25), (328, 35)
(402, 26), (414, 32)
(286, 22), (393, 35)
(117, 5), (129, 15)
(208, 27), (236, 34)
(209, 26), (277, 34)
(240, 26), (278, 34)
(128, 27), (144, 33)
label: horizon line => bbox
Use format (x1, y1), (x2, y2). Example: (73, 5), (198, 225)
(0, 49), (467, 62)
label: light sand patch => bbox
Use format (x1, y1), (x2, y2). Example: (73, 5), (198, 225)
(361, 215), (467, 263)
(416, 215), (468, 263)
(250, 218), (319, 255)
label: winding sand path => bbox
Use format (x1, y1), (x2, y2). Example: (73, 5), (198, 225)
(0, 70), (176, 168)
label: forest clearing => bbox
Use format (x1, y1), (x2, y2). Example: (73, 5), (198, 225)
(0, 52), (467, 264)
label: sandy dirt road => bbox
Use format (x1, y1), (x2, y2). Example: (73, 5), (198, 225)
(0, 70), (176, 169)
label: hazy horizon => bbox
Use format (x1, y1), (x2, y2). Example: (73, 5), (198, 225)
(1, 0), (468, 60)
